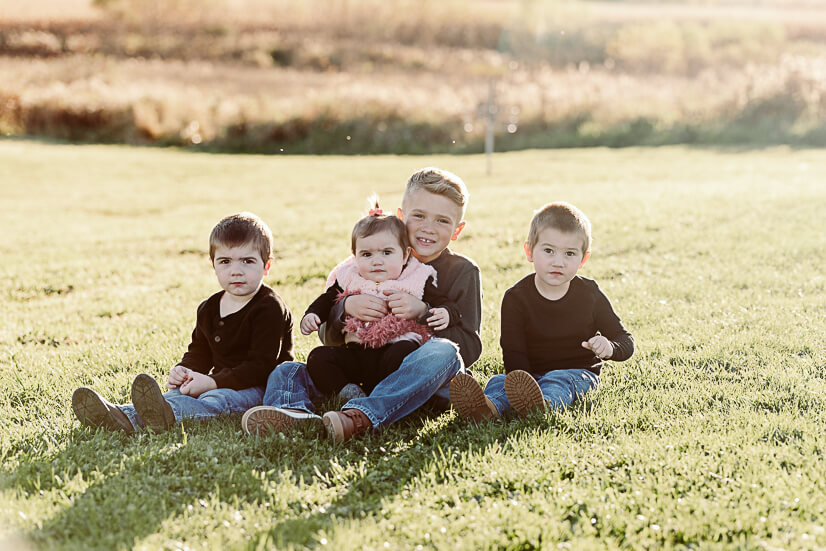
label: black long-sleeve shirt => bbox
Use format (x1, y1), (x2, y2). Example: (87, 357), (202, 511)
(500, 275), (633, 376)
(179, 285), (293, 390)
(323, 249), (483, 368)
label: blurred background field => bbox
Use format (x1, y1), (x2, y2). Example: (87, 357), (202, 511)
(2, 0), (826, 153)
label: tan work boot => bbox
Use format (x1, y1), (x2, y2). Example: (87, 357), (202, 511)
(242, 406), (322, 436)
(72, 387), (134, 434)
(504, 370), (547, 416)
(131, 373), (176, 433)
(322, 408), (372, 443)
(449, 373), (499, 422)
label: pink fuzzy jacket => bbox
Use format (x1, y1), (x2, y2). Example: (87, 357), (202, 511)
(326, 256), (438, 348)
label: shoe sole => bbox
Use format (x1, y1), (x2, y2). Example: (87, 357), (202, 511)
(131, 374), (175, 433)
(505, 370), (547, 416)
(450, 373), (496, 422)
(242, 406), (305, 436)
(72, 387), (133, 433)
(322, 412), (346, 443)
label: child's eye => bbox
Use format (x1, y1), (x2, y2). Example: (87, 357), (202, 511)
(544, 248), (553, 254)
(218, 259), (230, 264)
(383, 250), (394, 255)
(438, 218), (450, 224)
(360, 252), (371, 257)
(413, 213), (424, 219)
(244, 258), (256, 264)
(566, 251), (576, 257)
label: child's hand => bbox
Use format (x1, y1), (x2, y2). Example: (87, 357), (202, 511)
(300, 313), (321, 335)
(426, 307), (449, 331)
(167, 365), (193, 389)
(383, 290), (426, 320)
(344, 294), (388, 321)
(180, 371), (217, 398)
(582, 333), (613, 359)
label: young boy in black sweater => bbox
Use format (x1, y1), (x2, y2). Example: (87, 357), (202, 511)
(72, 212), (293, 433)
(450, 201), (633, 420)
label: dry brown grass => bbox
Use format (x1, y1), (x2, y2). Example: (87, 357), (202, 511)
(2, 0), (825, 150)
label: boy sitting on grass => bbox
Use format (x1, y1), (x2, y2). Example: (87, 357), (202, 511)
(242, 167), (482, 442)
(450, 202), (634, 420)
(72, 212), (293, 433)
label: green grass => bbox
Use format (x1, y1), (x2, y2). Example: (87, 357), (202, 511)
(1, 140), (825, 550)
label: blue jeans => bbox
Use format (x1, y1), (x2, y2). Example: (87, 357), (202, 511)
(119, 386), (265, 431)
(484, 369), (599, 416)
(262, 337), (464, 429)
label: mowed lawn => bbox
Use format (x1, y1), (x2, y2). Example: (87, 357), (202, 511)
(0, 140), (824, 550)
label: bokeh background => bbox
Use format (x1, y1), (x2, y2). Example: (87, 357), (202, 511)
(2, 0), (825, 154)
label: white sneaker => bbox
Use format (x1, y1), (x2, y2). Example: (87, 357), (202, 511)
(241, 406), (322, 436)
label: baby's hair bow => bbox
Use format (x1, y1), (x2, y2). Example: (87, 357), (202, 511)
(369, 207), (383, 216)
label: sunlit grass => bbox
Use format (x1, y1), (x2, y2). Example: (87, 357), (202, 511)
(0, 141), (825, 549)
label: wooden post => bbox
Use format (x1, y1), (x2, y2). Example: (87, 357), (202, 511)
(485, 78), (496, 176)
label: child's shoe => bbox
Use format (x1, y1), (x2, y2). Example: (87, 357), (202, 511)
(242, 406), (322, 436)
(322, 409), (372, 443)
(338, 383), (367, 402)
(504, 370), (547, 416)
(131, 374), (176, 433)
(72, 387), (134, 434)
(449, 373), (499, 422)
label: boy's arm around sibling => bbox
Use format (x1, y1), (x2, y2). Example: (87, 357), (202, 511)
(321, 250), (482, 368)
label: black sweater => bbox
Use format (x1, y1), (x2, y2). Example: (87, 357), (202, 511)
(324, 249), (483, 368)
(500, 275), (633, 375)
(179, 285), (293, 390)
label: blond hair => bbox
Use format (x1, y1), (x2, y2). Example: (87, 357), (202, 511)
(527, 202), (591, 254)
(403, 167), (468, 220)
(209, 212), (273, 262)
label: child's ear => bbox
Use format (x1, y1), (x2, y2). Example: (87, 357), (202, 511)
(396, 207), (404, 220)
(523, 241), (533, 262)
(450, 221), (466, 241)
(263, 257), (273, 274)
(579, 251), (590, 269)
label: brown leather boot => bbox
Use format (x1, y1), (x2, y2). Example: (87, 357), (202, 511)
(449, 373), (499, 422)
(322, 408), (372, 443)
(72, 387), (134, 434)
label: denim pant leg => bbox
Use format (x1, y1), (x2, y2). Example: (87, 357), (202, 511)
(343, 337), (463, 429)
(118, 387), (265, 429)
(261, 361), (323, 414)
(536, 369), (600, 410)
(483, 374), (510, 416)
(165, 386), (265, 422)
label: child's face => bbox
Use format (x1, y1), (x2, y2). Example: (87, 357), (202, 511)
(212, 242), (271, 300)
(524, 227), (589, 296)
(354, 230), (409, 283)
(398, 189), (465, 263)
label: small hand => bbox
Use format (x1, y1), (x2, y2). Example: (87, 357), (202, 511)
(383, 290), (426, 320)
(180, 371), (217, 397)
(166, 365), (192, 389)
(300, 313), (321, 335)
(426, 307), (450, 331)
(344, 293), (388, 321)
(582, 333), (613, 359)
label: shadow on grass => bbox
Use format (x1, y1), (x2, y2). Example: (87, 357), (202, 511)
(1, 402), (578, 549)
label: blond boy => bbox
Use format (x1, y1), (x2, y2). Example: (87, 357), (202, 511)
(451, 202), (634, 421)
(243, 168), (482, 442)
(72, 213), (293, 433)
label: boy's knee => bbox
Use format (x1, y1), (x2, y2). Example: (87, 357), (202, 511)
(268, 361), (303, 384)
(198, 390), (231, 411)
(422, 338), (461, 362)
